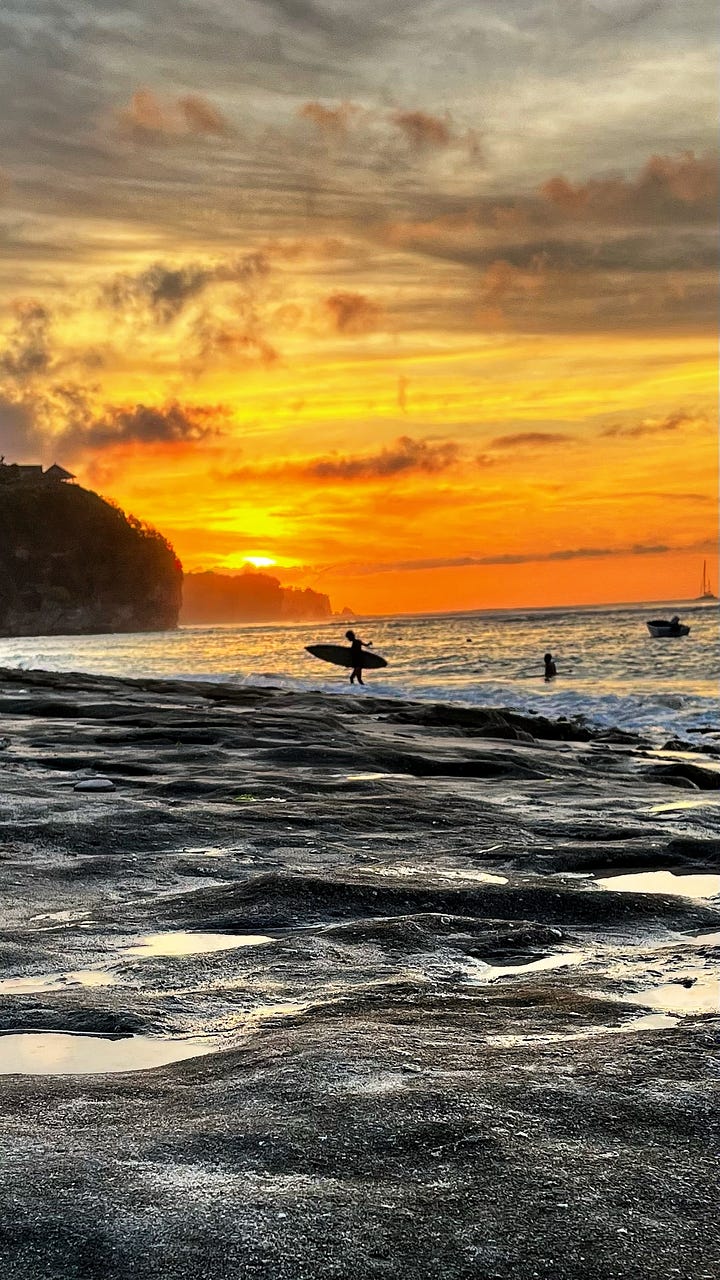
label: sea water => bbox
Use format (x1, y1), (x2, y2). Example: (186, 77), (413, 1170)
(0, 600), (717, 744)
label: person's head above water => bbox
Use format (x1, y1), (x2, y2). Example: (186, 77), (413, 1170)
(544, 652), (553, 663)
(345, 630), (356, 641)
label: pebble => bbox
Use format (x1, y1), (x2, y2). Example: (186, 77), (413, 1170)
(74, 777), (115, 792)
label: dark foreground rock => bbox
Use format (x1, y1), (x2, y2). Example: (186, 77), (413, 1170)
(0, 667), (718, 1279)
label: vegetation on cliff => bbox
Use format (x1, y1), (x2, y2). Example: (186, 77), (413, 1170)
(181, 570), (332, 624)
(0, 475), (182, 635)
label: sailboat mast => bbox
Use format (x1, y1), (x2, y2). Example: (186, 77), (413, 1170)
(700, 559), (716, 599)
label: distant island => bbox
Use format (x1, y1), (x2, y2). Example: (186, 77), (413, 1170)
(0, 463), (182, 636)
(181, 570), (332, 625)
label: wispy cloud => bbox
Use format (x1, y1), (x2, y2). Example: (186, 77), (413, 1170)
(221, 435), (462, 485)
(600, 411), (703, 439)
(305, 435), (459, 479)
(489, 432), (573, 449)
(338, 539), (718, 576)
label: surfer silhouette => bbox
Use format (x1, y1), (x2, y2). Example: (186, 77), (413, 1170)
(346, 629), (372, 686)
(544, 652), (557, 681)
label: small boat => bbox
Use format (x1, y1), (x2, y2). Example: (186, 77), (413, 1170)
(647, 616), (690, 638)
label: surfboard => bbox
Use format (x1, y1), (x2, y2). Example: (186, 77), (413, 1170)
(305, 644), (388, 670)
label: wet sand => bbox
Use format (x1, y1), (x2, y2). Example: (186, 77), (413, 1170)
(0, 666), (718, 1278)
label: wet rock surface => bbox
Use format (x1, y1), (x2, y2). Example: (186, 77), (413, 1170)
(0, 666), (718, 1279)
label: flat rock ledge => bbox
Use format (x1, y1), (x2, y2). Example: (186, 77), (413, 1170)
(0, 667), (718, 1279)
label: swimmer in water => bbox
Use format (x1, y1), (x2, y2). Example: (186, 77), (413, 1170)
(544, 652), (557, 681)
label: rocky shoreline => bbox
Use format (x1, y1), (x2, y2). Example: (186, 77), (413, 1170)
(0, 667), (718, 1278)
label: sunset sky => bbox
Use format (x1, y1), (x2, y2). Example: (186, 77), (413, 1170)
(0, 1), (717, 614)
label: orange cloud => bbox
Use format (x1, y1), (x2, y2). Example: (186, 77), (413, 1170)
(390, 109), (452, 148)
(297, 101), (360, 135)
(324, 291), (383, 334)
(117, 89), (231, 143)
(177, 94), (231, 136)
(540, 151), (719, 221)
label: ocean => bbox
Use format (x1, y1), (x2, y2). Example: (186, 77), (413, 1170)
(0, 599), (717, 745)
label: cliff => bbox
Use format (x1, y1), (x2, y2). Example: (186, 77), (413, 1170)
(181, 570), (332, 624)
(0, 476), (182, 636)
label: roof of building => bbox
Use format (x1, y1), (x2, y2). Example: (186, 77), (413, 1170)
(44, 464), (76, 480)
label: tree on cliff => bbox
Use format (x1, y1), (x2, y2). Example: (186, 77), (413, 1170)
(0, 477), (182, 635)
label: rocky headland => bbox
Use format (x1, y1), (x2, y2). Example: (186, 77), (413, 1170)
(0, 667), (718, 1278)
(0, 476), (181, 636)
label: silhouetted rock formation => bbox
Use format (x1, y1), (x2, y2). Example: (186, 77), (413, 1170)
(0, 476), (182, 636)
(181, 570), (332, 624)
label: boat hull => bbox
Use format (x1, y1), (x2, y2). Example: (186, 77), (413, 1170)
(647, 621), (690, 638)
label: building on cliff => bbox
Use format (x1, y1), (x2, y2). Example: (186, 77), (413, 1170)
(0, 461), (76, 483)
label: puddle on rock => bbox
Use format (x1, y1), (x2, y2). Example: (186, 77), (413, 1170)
(0, 970), (115, 995)
(476, 951), (586, 981)
(0, 1032), (216, 1075)
(684, 930), (720, 947)
(648, 798), (720, 815)
(486, 1012), (678, 1047)
(30, 909), (90, 925)
(124, 931), (274, 958)
(342, 773), (399, 783)
(622, 974), (720, 1016)
(378, 865), (508, 885)
(597, 870), (720, 899)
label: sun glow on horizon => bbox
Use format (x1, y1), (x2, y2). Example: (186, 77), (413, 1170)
(240, 556), (277, 569)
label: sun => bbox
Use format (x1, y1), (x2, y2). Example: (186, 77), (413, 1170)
(244, 555), (277, 568)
